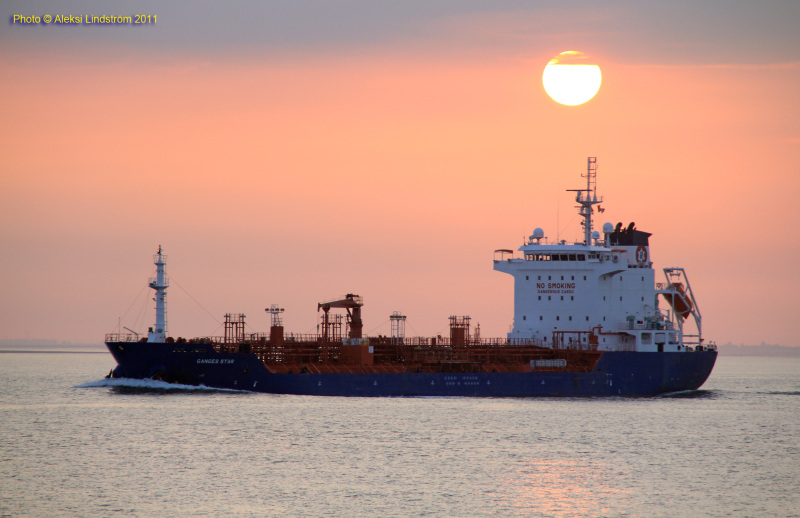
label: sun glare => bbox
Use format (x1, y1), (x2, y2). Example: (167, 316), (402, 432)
(542, 51), (602, 106)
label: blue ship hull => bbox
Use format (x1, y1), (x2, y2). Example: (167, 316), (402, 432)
(106, 341), (717, 397)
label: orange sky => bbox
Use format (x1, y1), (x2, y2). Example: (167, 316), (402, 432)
(1, 2), (799, 346)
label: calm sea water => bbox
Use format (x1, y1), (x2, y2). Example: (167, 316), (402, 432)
(1, 352), (798, 518)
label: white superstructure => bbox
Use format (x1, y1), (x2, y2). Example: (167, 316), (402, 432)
(494, 158), (704, 353)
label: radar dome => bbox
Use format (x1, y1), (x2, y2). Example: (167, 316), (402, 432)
(602, 222), (614, 234)
(592, 230), (600, 240)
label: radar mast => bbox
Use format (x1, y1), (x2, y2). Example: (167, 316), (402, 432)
(567, 157), (603, 246)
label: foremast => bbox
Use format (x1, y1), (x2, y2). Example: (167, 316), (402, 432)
(147, 246), (168, 342)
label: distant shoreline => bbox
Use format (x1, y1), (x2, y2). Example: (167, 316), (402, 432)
(0, 349), (107, 354)
(717, 344), (800, 357)
(0, 342), (106, 353)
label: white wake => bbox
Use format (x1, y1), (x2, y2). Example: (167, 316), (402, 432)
(76, 377), (247, 392)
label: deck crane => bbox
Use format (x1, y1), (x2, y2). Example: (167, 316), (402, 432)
(318, 294), (364, 341)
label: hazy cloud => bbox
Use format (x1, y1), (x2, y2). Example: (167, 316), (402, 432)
(3, 1), (799, 65)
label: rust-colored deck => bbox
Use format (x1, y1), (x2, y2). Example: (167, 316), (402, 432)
(209, 335), (602, 375)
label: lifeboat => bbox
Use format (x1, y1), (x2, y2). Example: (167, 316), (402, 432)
(662, 282), (693, 319)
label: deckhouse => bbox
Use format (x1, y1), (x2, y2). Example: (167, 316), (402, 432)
(494, 158), (702, 353)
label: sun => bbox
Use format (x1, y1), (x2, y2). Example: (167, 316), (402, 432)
(542, 51), (602, 106)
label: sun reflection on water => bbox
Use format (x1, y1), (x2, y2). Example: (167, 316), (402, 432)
(501, 458), (631, 517)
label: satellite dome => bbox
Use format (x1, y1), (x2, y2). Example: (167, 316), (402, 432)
(592, 230), (600, 240)
(532, 228), (544, 239)
(602, 222), (614, 234)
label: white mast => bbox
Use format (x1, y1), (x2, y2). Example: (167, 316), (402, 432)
(568, 157), (602, 246)
(147, 245), (168, 342)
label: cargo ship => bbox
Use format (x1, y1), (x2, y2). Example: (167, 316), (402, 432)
(105, 158), (716, 396)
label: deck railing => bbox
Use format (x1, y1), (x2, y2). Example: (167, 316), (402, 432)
(104, 333), (140, 342)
